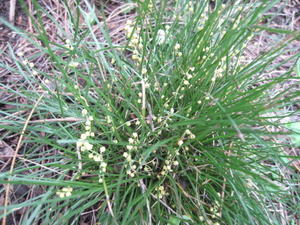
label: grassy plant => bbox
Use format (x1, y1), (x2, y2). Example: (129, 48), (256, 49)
(0, 0), (299, 224)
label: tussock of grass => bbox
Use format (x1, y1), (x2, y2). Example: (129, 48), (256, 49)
(0, 0), (299, 224)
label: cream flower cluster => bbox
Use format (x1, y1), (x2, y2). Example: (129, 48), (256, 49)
(105, 103), (114, 124)
(177, 129), (196, 148)
(153, 109), (174, 131)
(175, 67), (196, 99)
(212, 58), (226, 82)
(204, 196), (222, 225)
(56, 187), (73, 198)
(187, 1), (194, 13)
(137, 92), (142, 104)
(69, 61), (79, 68)
(157, 29), (166, 45)
(123, 132), (139, 177)
(174, 43), (182, 57)
(76, 109), (95, 152)
(158, 158), (179, 178)
(182, 66), (195, 88)
(65, 39), (74, 50)
(125, 19), (143, 65)
(155, 185), (168, 199)
(198, 6), (209, 30)
(18, 52), (39, 76)
(185, 129), (196, 139)
(76, 108), (108, 183)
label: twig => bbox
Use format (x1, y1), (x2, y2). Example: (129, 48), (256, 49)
(19, 156), (71, 177)
(2, 93), (45, 225)
(141, 79), (146, 114)
(1, 117), (83, 126)
(139, 180), (152, 225)
(107, 3), (137, 22)
(27, 0), (33, 32)
(28, 117), (83, 124)
(147, 103), (155, 131)
(9, 0), (17, 24)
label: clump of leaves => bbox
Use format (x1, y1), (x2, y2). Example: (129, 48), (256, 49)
(0, 0), (299, 224)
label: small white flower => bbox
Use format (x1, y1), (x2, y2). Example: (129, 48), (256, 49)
(29, 62), (35, 68)
(84, 142), (93, 151)
(174, 43), (181, 50)
(186, 73), (193, 80)
(62, 187), (69, 192)
(132, 132), (138, 138)
(86, 120), (91, 126)
(126, 155), (132, 161)
(141, 68), (147, 75)
(126, 19), (133, 26)
(106, 116), (112, 124)
(190, 134), (196, 139)
(128, 138), (135, 144)
(57, 192), (65, 198)
(178, 139), (184, 146)
(69, 61), (79, 68)
(183, 80), (189, 85)
(157, 29), (166, 45)
(129, 172), (135, 177)
(131, 164), (137, 170)
(123, 152), (129, 158)
(80, 133), (87, 140)
(100, 146), (106, 153)
(17, 52), (24, 57)
(82, 109), (88, 116)
(76, 140), (83, 149)
(80, 145), (87, 152)
(127, 145), (133, 150)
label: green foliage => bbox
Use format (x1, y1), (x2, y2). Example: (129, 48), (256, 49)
(296, 58), (300, 76)
(286, 122), (300, 147)
(0, 0), (299, 224)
